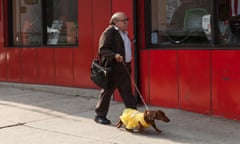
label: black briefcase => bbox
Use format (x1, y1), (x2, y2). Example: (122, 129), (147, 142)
(90, 58), (112, 89)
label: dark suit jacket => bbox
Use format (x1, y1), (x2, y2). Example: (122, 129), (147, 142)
(99, 25), (130, 70)
(98, 25), (129, 73)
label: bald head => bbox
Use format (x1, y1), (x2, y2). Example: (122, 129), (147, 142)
(109, 12), (129, 32)
(109, 12), (127, 25)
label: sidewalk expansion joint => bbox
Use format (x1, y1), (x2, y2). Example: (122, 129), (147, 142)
(0, 122), (26, 130)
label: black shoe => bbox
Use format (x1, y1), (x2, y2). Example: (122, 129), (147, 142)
(94, 116), (111, 125)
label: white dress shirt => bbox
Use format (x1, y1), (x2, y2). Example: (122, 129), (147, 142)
(114, 26), (132, 63)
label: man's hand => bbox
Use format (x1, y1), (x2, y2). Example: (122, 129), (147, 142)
(115, 53), (123, 62)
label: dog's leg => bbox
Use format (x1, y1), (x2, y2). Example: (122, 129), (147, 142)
(152, 122), (162, 133)
(116, 120), (123, 128)
(137, 121), (144, 132)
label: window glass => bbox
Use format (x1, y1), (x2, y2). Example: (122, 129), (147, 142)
(11, 0), (78, 47)
(12, 0), (43, 46)
(46, 0), (78, 45)
(218, 0), (240, 44)
(148, 0), (211, 46)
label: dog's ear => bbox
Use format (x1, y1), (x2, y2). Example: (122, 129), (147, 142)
(145, 111), (156, 121)
(144, 110), (154, 123)
(150, 111), (156, 120)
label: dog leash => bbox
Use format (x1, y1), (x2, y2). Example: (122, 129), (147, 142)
(122, 62), (150, 111)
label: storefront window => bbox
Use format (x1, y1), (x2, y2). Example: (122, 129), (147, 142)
(218, 0), (240, 44)
(148, 0), (210, 46)
(46, 0), (78, 45)
(12, 0), (43, 46)
(10, 0), (78, 46)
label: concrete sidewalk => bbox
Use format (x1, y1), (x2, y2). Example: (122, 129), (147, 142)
(0, 82), (240, 144)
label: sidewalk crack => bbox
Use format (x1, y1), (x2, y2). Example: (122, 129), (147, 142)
(0, 122), (25, 129)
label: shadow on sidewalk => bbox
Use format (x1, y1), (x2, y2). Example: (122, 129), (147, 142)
(1, 84), (240, 144)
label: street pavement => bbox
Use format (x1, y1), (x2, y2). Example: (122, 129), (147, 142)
(0, 82), (240, 144)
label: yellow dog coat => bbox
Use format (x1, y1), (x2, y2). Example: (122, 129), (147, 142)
(120, 108), (151, 129)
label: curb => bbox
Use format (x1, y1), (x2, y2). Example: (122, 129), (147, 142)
(0, 82), (99, 98)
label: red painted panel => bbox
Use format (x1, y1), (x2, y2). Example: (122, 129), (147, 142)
(179, 50), (210, 114)
(0, 48), (7, 80)
(73, 0), (93, 87)
(73, 0), (111, 88)
(7, 49), (22, 81)
(0, 1), (7, 80)
(37, 48), (55, 84)
(139, 50), (150, 104)
(149, 50), (178, 108)
(21, 48), (38, 83)
(55, 48), (73, 86)
(212, 50), (240, 120)
(93, 0), (112, 56)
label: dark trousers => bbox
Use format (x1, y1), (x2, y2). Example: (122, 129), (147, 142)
(95, 63), (137, 117)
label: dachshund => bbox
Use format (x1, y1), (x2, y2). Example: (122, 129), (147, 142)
(116, 108), (170, 133)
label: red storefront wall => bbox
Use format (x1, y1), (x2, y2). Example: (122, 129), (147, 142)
(0, 1), (6, 81)
(0, 0), (240, 121)
(137, 0), (240, 121)
(178, 50), (211, 114)
(0, 0), (111, 88)
(139, 49), (240, 120)
(139, 49), (211, 114)
(212, 51), (240, 120)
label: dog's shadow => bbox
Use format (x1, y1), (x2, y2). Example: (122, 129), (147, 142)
(114, 126), (164, 137)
